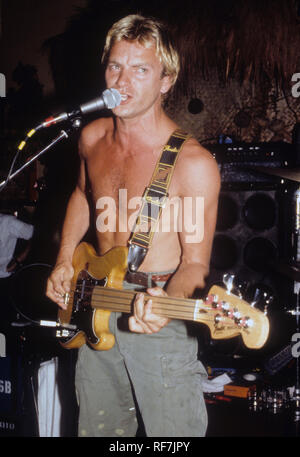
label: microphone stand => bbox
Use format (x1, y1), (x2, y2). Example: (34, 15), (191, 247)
(0, 117), (82, 192)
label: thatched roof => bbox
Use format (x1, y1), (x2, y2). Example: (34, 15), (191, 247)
(44, 0), (300, 98)
(169, 0), (300, 92)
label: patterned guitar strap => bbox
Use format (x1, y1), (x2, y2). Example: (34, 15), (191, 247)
(127, 128), (190, 272)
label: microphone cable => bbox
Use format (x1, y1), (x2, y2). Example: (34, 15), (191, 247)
(8, 262), (52, 328)
(1, 124), (43, 192)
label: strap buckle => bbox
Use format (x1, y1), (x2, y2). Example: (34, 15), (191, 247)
(127, 242), (148, 272)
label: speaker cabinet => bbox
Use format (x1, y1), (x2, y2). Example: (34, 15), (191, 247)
(209, 184), (292, 303)
(204, 182), (295, 357)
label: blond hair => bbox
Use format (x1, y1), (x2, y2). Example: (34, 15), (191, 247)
(102, 14), (180, 87)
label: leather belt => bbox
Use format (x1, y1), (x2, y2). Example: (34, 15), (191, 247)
(124, 270), (173, 288)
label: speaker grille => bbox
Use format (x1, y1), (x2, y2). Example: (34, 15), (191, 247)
(243, 193), (277, 230)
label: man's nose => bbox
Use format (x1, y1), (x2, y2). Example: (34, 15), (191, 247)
(116, 68), (130, 87)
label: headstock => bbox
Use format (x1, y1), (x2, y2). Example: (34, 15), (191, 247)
(197, 285), (270, 349)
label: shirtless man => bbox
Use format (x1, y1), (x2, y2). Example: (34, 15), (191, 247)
(46, 14), (220, 437)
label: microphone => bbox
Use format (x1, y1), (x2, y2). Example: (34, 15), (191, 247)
(41, 88), (121, 128)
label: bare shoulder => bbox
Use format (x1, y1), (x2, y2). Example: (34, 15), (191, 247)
(78, 117), (113, 158)
(176, 136), (221, 195)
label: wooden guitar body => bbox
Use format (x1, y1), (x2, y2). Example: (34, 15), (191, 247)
(58, 242), (128, 350)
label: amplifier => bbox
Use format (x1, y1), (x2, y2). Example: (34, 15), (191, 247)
(205, 142), (295, 167)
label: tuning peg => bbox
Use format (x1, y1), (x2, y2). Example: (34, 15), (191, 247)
(250, 287), (262, 307)
(223, 273), (235, 294)
(236, 280), (248, 299)
(264, 292), (274, 305)
(263, 292), (273, 315)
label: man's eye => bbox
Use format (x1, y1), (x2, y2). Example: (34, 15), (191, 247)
(137, 67), (147, 73)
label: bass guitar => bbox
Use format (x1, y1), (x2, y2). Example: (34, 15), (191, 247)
(57, 242), (270, 351)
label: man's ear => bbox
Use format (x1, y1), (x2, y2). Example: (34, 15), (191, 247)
(160, 74), (173, 94)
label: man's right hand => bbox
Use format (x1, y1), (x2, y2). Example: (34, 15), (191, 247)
(46, 261), (74, 309)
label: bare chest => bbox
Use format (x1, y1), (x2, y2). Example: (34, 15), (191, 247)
(86, 145), (163, 209)
(83, 137), (183, 263)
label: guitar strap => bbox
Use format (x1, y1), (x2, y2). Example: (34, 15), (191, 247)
(127, 128), (190, 272)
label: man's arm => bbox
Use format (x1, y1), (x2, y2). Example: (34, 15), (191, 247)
(7, 217), (34, 272)
(7, 240), (32, 272)
(46, 150), (90, 308)
(129, 140), (221, 333)
(166, 141), (220, 298)
(9, 216), (34, 240)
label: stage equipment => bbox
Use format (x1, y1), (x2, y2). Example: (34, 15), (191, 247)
(204, 141), (297, 360)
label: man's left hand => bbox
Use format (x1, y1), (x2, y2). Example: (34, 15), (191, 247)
(128, 287), (171, 334)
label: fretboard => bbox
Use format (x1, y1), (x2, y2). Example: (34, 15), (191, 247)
(91, 286), (204, 322)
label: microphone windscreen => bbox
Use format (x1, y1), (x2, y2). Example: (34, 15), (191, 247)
(103, 88), (122, 109)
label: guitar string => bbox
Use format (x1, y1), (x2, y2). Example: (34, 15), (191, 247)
(67, 287), (216, 313)
(66, 273), (244, 309)
(66, 285), (237, 312)
(85, 297), (243, 328)
(66, 291), (249, 326)
(63, 288), (245, 328)
(66, 289), (212, 316)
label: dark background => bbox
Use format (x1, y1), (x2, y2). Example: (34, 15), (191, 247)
(1, 0), (300, 437)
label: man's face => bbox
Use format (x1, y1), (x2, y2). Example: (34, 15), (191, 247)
(105, 39), (171, 120)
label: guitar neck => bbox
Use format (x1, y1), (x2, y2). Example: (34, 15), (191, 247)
(91, 286), (201, 322)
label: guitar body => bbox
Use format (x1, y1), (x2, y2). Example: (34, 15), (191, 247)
(58, 242), (128, 350)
